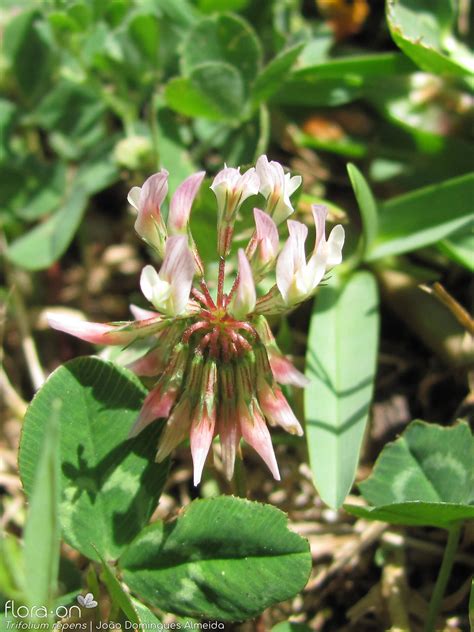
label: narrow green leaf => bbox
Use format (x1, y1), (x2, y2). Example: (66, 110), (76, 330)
(305, 271), (379, 509)
(366, 173), (474, 261)
(344, 502), (474, 528)
(272, 76), (362, 107)
(272, 52), (415, 107)
(119, 496), (311, 622)
(347, 163), (378, 255)
(99, 554), (139, 624)
(130, 600), (161, 625)
(297, 132), (367, 159)
(19, 358), (169, 561)
(438, 227), (474, 272)
(345, 420), (474, 528)
(7, 186), (88, 270)
(99, 556), (162, 624)
(293, 51), (415, 79)
(252, 43), (304, 106)
(387, 0), (472, 77)
(0, 534), (25, 602)
(23, 399), (61, 612)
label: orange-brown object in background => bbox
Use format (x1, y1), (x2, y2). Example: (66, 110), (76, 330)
(316, 0), (369, 39)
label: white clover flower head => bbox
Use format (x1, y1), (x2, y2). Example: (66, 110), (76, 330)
(49, 161), (345, 485)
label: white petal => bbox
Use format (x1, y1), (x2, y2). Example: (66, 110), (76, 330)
(286, 173), (302, 197)
(160, 235), (195, 315)
(140, 265), (160, 303)
(255, 155), (274, 197)
(326, 224), (345, 266)
(229, 250), (256, 319)
(127, 186), (141, 210)
(276, 237), (295, 304)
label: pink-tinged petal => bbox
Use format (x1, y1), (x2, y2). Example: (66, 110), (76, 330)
(253, 208), (279, 265)
(47, 313), (146, 346)
(155, 399), (192, 462)
(311, 204), (328, 253)
(269, 352), (310, 387)
(211, 166), (241, 189)
(190, 407), (216, 486)
(287, 220), (308, 269)
(140, 170), (169, 215)
(129, 382), (178, 438)
(160, 235), (195, 315)
(129, 304), (159, 320)
(132, 171), (169, 250)
(229, 250), (256, 319)
(168, 171), (205, 235)
(258, 383), (303, 436)
(326, 224), (345, 266)
(239, 403), (280, 480)
(218, 405), (240, 480)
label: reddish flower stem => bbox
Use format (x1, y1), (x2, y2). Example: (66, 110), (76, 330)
(226, 271), (239, 306)
(191, 288), (209, 307)
(217, 257), (226, 308)
(200, 280), (216, 309)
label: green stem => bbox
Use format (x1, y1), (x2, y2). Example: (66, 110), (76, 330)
(254, 104), (270, 161)
(424, 523), (462, 632)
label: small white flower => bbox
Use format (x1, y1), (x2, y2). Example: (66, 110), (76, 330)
(140, 235), (195, 316)
(210, 165), (259, 222)
(256, 155), (302, 225)
(276, 205), (345, 305)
